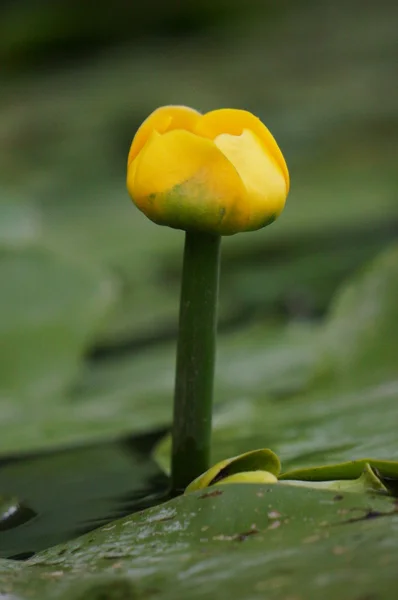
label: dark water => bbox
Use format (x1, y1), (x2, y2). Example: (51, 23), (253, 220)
(0, 428), (170, 559)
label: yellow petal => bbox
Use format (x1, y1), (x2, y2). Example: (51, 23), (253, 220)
(127, 105), (201, 167)
(128, 129), (249, 235)
(217, 471), (278, 485)
(214, 129), (288, 230)
(197, 108), (289, 193)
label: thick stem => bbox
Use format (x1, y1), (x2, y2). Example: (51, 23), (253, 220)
(171, 231), (221, 493)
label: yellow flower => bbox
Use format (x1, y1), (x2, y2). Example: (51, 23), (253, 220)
(127, 106), (289, 236)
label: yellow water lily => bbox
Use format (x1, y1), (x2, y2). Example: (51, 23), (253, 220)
(127, 105), (289, 235)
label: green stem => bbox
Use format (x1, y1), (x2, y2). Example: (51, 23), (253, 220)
(171, 231), (221, 493)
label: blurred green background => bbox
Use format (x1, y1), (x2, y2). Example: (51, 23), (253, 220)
(0, 0), (397, 464)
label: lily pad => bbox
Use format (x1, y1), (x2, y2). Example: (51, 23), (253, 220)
(185, 449), (398, 496)
(0, 246), (116, 401)
(2, 484), (398, 599)
(318, 242), (398, 383)
(282, 458), (398, 483)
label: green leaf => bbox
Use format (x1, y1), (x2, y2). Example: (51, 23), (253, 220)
(185, 450), (398, 496)
(0, 246), (115, 402)
(0, 198), (41, 249)
(185, 448), (280, 492)
(2, 485), (398, 599)
(317, 243), (398, 383)
(281, 458), (398, 482)
(280, 463), (388, 494)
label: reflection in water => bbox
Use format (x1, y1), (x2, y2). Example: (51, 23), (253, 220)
(0, 497), (37, 532)
(0, 427), (170, 560)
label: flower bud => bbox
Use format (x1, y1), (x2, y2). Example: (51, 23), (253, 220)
(127, 106), (289, 235)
